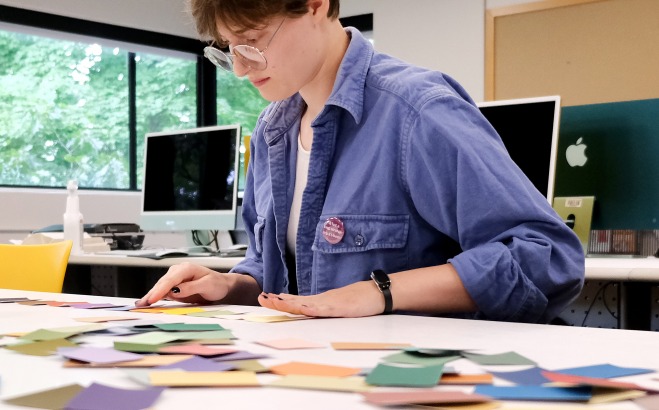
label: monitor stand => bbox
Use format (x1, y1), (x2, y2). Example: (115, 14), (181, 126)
(185, 230), (234, 252)
(552, 196), (594, 255)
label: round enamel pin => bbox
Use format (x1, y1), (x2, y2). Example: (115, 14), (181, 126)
(322, 217), (345, 244)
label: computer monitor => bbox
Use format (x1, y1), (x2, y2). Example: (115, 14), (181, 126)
(554, 98), (659, 230)
(477, 95), (561, 202)
(140, 124), (241, 232)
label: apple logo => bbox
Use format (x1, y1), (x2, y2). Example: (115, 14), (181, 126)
(566, 137), (588, 167)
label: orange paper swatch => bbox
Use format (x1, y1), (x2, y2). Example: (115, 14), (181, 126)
(270, 361), (362, 377)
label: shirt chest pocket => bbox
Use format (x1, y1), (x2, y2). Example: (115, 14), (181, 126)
(312, 215), (409, 253)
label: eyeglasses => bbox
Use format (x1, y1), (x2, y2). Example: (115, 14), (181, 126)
(204, 18), (286, 72)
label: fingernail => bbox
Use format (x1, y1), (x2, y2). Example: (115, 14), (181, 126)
(171, 287), (180, 294)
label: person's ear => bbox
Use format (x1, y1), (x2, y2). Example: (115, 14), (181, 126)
(308, 0), (328, 18)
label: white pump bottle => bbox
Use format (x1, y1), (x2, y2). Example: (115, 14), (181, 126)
(63, 180), (84, 254)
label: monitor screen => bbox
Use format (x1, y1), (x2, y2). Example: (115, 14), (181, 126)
(477, 95), (561, 202)
(140, 124), (241, 231)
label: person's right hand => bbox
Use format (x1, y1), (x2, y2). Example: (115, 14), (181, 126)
(134, 262), (233, 307)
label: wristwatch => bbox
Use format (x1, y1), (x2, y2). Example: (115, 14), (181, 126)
(370, 269), (393, 314)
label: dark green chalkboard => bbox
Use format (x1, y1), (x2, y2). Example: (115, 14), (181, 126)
(554, 98), (659, 230)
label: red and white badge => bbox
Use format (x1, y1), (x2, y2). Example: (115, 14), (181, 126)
(322, 217), (345, 245)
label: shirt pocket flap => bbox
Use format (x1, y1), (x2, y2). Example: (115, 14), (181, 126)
(312, 215), (409, 254)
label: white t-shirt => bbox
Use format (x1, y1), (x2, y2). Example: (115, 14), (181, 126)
(286, 134), (310, 256)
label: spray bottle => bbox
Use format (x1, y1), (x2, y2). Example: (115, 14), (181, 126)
(63, 180), (84, 254)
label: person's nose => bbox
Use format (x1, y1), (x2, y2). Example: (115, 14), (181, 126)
(232, 58), (252, 77)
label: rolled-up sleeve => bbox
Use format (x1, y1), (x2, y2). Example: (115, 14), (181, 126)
(405, 94), (585, 323)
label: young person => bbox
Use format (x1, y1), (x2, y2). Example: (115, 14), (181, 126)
(136, 0), (585, 323)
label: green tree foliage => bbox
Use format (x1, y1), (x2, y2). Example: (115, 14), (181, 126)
(135, 53), (197, 186)
(217, 69), (268, 134)
(217, 70), (269, 188)
(0, 27), (268, 190)
(0, 31), (132, 188)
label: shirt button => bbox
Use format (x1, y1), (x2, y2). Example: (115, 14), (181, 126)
(354, 234), (365, 246)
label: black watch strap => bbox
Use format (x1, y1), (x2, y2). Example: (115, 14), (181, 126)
(370, 269), (393, 314)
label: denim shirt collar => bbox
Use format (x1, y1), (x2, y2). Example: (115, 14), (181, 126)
(324, 27), (373, 125)
(261, 27), (373, 145)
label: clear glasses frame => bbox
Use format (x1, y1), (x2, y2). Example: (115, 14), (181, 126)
(203, 18), (286, 72)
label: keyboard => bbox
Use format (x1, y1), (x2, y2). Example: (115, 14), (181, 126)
(96, 244), (247, 258)
(96, 249), (166, 256)
(96, 249), (230, 258)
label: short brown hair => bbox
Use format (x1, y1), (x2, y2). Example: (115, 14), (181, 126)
(190, 0), (340, 45)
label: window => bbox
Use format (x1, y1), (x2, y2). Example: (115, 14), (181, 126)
(0, 29), (201, 189)
(0, 18), (201, 190)
(216, 70), (269, 191)
(135, 52), (198, 188)
(0, 6), (372, 192)
(0, 7), (214, 191)
(0, 28), (135, 188)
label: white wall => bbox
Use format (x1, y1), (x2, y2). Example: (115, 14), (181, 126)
(0, 0), (534, 245)
(373, 0), (485, 102)
(0, 0), (198, 38)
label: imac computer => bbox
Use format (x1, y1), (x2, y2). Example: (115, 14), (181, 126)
(554, 98), (659, 231)
(477, 95), (561, 203)
(140, 124), (241, 232)
(478, 96), (596, 253)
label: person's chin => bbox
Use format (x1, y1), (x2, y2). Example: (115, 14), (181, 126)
(258, 88), (298, 103)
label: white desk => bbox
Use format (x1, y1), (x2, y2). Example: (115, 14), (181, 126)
(585, 257), (659, 281)
(1, 289), (659, 409)
(68, 253), (244, 270)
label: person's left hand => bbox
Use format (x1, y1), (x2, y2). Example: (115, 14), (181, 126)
(257, 280), (385, 318)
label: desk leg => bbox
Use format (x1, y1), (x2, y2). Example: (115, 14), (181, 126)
(623, 282), (652, 331)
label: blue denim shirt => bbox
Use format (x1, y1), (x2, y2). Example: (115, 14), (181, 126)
(232, 28), (585, 323)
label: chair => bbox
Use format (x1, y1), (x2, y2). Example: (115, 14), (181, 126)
(0, 240), (73, 293)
